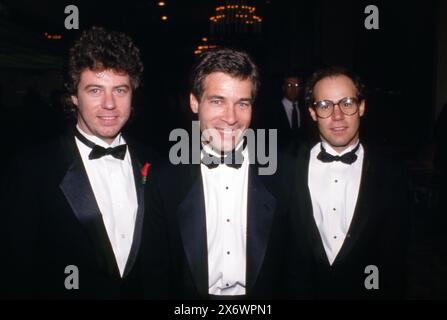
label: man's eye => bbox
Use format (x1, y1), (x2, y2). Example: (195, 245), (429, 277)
(115, 88), (127, 95)
(239, 102), (250, 109)
(89, 88), (101, 95)
(211, 100), (222, 105)
(318, 102), (331, 109)
(341, 99), (354, 107)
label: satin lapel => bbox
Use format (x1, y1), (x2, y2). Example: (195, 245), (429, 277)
(59, 134), (121, 279)
(332, 148), (373, 267)
(123, 144), (145, 278)
(177, 164), (209, 297)
(246, 165), (276, 291)
(296, 147), (332, 267)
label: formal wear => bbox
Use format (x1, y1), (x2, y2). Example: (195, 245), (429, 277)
(201, 143), (249, 295)
(282, 98), (301, 130)
(1, 129), (158, 299)
(286, 142), (410, 299)
(75, 127), (138, 276)
(309, 141), (364, 265)
(138, 144), (293, 300)
(261, 96), (315, 152)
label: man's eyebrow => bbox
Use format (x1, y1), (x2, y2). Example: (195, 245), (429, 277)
(206, 95), (225, 100)
(237, 97), (253, 103)
(82, 84), (130, 90)
(83, 84), (104, 90)
(114, 84), (130, 89)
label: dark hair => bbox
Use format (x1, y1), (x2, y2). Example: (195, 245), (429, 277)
(283, 73), (303, 82)
(304, 66), (365, 107)
(190, 48), (260, 101)
(64, 26), (143, 113)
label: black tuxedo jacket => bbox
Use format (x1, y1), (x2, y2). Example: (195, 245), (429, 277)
(285, 144), (411, 299)
(138, 158), (291, 300)
(1, 132), (157, 299)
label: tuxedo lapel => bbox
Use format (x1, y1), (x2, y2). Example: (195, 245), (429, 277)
(296, 148), (331, 267)
(177, 164), (209, 297)
(123, 144), (145, 278)
(59, 134), (121, 279)
(246, 165), (276, 291)
(331, 148), (374, 267)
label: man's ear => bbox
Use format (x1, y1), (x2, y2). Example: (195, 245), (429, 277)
(71, 95), (78, 107)
(190, 93), (199, 114)
(308, 107), (318, 121)
(359, 99), (366, 117)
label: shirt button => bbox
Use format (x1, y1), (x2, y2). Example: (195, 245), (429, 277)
(121, 234), (126, 239)
(226, 283), (229, 287)
(333, 236), (337, 239)
(226, 219), (230, 222)
(333, 208), (336, 211)
(227, 251), (230, 255)
(225, 186), (229, 190)
(334, 179), (338, 183)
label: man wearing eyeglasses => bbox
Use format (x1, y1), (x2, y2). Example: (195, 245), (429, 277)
(285, 66), (410, 299)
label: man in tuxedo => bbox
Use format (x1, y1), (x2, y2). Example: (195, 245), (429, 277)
(140, 48), (294, 299)
(267, 74), (308, 149)
(1, 26), (157, 299)
(286, 67), (410, 299)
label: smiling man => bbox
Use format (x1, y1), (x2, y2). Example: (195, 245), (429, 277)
(1, 27), (157, 299)
(190, 71), (253, 153)
(286, 66), (410, 299)
(140, 48), (288, 299)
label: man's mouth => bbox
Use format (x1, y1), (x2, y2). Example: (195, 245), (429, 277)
(331, 126), (347, 132)
(216, 128), (241, 135)
(97, 116), (119, 124)
(98, 116), (118, 120)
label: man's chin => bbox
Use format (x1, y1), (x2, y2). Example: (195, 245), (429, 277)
(324, 136), (357, 150)
(97, 130), (121, 143)
(208, 141), (237, 153)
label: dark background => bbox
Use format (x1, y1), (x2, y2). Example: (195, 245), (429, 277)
(0, 0), (446, 298)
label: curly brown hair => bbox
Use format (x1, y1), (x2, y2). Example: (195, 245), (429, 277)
(64, 26), (143, 114)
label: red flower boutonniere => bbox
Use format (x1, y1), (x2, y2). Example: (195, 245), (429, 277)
(141, 162), (151, 185)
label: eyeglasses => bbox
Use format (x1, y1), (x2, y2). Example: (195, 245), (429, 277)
(312, 97), (360, 118)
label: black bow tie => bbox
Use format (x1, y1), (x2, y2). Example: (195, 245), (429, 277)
(74, 128), (127, 160)
(201, 141), (246, 169)
(317, 143), (360, 165)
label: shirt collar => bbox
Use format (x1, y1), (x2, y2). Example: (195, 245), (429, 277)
(282, 97), (297, 108)
(201, 137), (248, 160)
(321, 139), (361, 157)
(76, 124), (125, 149)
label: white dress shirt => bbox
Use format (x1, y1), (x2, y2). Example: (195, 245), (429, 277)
(201, 142), (249, 295)
(308, 140), (364, 265)
(282, 97), (301, 128)
(75, 125), (138, 276)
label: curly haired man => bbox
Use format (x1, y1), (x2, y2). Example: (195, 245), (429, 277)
(1, 26), (157, 299)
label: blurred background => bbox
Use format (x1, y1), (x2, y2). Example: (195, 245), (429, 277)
(0, 0), (446, 298)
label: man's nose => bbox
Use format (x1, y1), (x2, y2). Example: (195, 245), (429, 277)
(331, 103), (344, 120)
(222, 105), (237, 124)
(102, 91), (116, 109)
